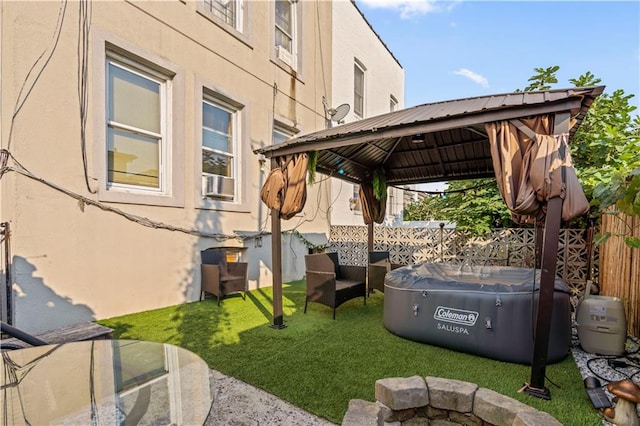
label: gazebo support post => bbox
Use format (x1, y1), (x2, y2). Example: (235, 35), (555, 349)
(270, 160), (286, 329)
(525, 111), (570, 399)
(367, 222), (374, 252)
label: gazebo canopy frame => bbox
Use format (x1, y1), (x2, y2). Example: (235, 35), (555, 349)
(255, 86), (604, 400)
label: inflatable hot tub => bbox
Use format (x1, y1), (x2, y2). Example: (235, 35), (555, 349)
(383, 263), (571, 364)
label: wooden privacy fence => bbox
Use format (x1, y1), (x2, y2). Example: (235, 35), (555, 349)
(329, 225), (594, 297)
(599, 210), (640, 337)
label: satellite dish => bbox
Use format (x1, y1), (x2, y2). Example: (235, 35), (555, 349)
(327, 103), (350, 123)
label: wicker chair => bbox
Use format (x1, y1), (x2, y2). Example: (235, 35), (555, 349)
(304, 252), (366, 319)
(368, 251), (403, 295)
(200, 248), (248, 305)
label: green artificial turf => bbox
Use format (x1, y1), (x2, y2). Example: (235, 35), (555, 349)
(99, 281), (601, 425)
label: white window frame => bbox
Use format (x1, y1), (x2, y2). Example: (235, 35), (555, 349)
(105, 52), (172, 195)
(274, 0), (297, 69)
(93, 34), (184, 208)
(390, 94), (398, 112)
(199, 0), (244, 32)
(272, 120), (297, 145)
(354, 60), (366, 118)
(201, 96), (239, 201)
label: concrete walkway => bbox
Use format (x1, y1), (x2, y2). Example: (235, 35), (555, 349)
(206, 370), (336, 425)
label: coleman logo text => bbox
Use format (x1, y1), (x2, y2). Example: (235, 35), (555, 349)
(433, 306), (479, 326)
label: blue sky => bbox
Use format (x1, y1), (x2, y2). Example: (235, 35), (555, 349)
(356, 0), (640, 111)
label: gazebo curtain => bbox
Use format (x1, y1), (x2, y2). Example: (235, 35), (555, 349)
(485, 116), (589, 225)
(359, 183), (387, 225)
(260, 153), (308, 220)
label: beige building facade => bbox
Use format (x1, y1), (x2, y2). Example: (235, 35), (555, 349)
(0, 0), (403, 333)
(328, 0), (406, 226)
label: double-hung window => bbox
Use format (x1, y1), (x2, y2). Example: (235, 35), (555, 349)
(106, 55), (170, 192)
(275, 0), (296, 67)
(201, 0), (243, 31)
(202, 97), (238, 200)
(354, 60), (365, 118)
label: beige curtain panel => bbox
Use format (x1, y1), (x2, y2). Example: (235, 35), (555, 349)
(359, 183), (387, 225)
(260, 153), (308, 220)
(485, 116), (589, 225)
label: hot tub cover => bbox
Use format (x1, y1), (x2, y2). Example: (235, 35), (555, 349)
(385, 263), (570, 294)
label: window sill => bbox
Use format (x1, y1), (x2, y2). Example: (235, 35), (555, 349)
(98, 187), (185, 208)
(196, 9), (253, 49)
(270, 58), (304, 83)
(197, 198), (251, 213)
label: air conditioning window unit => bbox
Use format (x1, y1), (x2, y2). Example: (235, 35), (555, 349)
(276, 45), (293, 66)
(202, 174), (235, 198)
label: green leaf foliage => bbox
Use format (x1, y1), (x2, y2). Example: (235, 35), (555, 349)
(624, 236), (640, 249)
(593, 231), (612, 246)
(307, 151), (318, 185)
(403, 179), (512, 235)
(372, 167), (387, 201)
(523, 65), (560, 92)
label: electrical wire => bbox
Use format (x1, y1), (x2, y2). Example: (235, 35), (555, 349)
(314, 0), (328, 103)
(0, 151), (264, 242)
(7, 0), (68, 152)
(77, 0), (95, 194)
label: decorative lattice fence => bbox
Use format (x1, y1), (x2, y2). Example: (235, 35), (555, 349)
(329, 226), (594, 295)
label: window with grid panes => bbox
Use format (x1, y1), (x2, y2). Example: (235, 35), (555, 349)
(106, 56), (170, 192)
(202, 0), (243, 30)
(275, 0), (296, 66)
(202, 97), (238, 199)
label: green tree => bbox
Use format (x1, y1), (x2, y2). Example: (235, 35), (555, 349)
(523, 65), (559, 91)
(403, 179), (511, 235)
(568, 74), (640, 247)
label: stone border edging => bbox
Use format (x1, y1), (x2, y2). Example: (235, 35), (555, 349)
(342, 376), (561, 426)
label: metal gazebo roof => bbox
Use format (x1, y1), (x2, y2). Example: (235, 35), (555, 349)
(256, 86), (604, 186)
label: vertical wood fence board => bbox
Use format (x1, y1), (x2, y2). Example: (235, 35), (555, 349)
(600, 212), (639, 337)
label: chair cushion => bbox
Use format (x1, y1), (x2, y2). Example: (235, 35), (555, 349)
(370, 259), (391, 272)
(335, 279), (364, 290)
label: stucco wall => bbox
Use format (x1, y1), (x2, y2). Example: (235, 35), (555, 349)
(329, 0), (405, 226)
(1, 0), (332, 331)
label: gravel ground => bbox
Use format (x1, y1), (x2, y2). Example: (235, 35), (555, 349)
(205, 370), (336, 426)
(571, 309), (640, 426)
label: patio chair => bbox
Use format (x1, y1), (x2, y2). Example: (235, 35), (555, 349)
(200, 248), (248, 305)
(368, 251), (403, 295)
(304, 252), (366, 319)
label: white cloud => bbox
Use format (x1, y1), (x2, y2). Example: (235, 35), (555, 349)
(452, 68), (489, 88)
(358, 0), (440, 19)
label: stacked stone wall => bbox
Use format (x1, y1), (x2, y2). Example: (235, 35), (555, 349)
(342, 376), (561, 426)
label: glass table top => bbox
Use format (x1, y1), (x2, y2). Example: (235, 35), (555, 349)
(1, 339), (212, 425)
